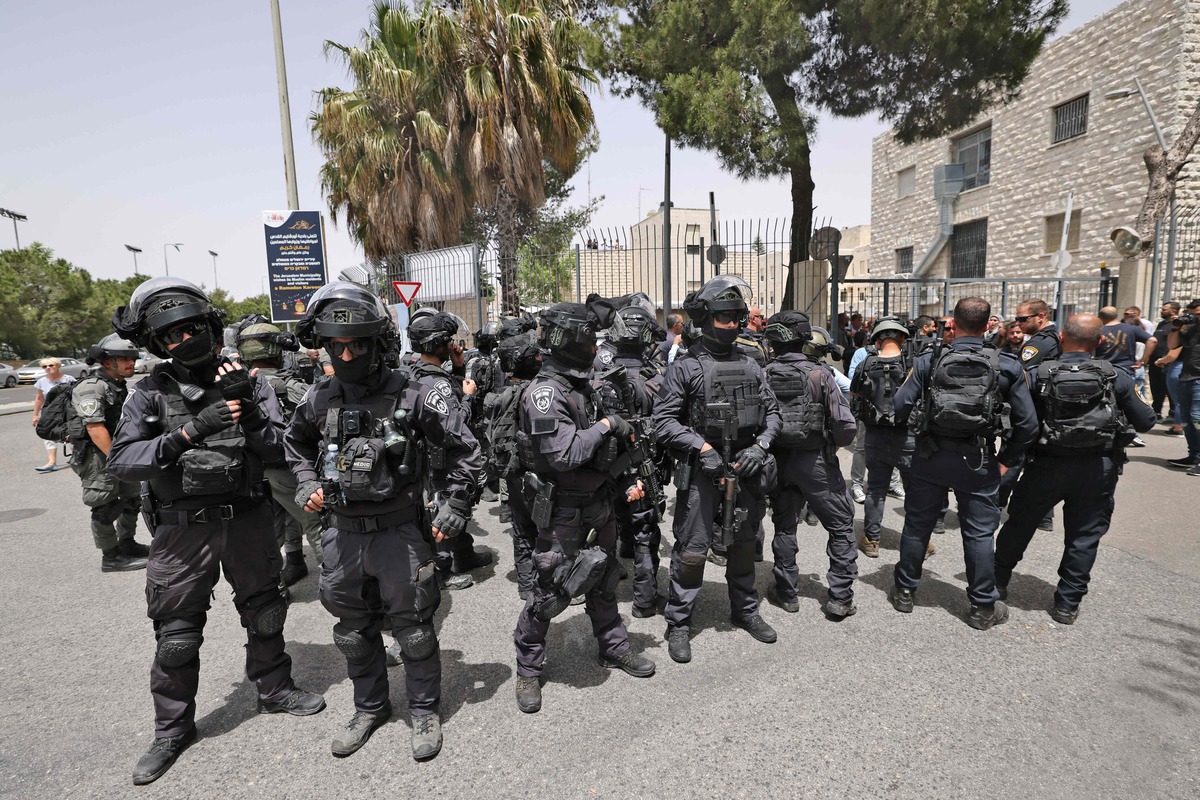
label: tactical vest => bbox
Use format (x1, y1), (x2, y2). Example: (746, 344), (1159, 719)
(919, 346), (1006, 442)
(466, 353), (498, 396)
(151, 376), (260, 503)
(851, 353), (908, 428)
(314, 370), (423, 516)
(487, 382), (524, 479)
(690, 352), (765, 449)
(766, 358), (826, 449)
(1034, 359), (1133, 454)
(517, 372), (603, 474)
(67, 375), (127, 447)
(736, 334), (769, 366)
(258, 368), (297, 417)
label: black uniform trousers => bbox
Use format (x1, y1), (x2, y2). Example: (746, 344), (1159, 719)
(994, 453), (1119, 610)
(319, 521), (441, 715)
(513, 493), (630, 677)
(505, 475), (538, 597)
(665, 475), (764, 632)
(770, 448), (857, 603)
(862, 426), (914, 541)
(145, 502), (293, 738)
(614, 474), (662, 610)
(894, 446), (1002, 606)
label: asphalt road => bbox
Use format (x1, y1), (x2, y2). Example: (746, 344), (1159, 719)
(0, 411), (1197, 799)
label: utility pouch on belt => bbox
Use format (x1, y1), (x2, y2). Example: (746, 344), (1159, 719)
(523, 472), (556, 529)
(340, 437), (396, 502)
(141, 484), (158, 536)
(178, 448), (245, 495)
(674, 454), (693, 492)
(563, 547), (609, 597)
(590, 436), (619, 472)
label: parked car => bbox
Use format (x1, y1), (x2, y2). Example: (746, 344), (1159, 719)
(134, 350), (165, 374)
(0, 363), (17, 388)
(16, 357), (90, 384)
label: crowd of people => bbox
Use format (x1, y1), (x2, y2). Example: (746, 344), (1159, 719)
(35, 273), (1198, 786)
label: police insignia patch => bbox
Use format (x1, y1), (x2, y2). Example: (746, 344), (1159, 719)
(332, 308), (352, 324)
(425, 391), (449, 416)
(1021, 345), (1038, 362)
(78, 398), (99, 418)
(436, 379), (453, 398)
(532, 386), (554, 414)
(549, 327), (564, 347)
(598, 349), (613, 365)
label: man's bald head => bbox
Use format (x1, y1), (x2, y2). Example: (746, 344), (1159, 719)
(1097, 306), (1119, 324)
(1061, 313), (1103, 352)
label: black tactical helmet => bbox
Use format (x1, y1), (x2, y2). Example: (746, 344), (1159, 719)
(474, 321), (504, 355)
(802, 326), (843, 360)
(85, 333), (139, 365)
(295, 281), (396, 349)
(112, 276), (226, 358)
(408, 310), (463, 354)
(868, 316), (909, 346)
(498, 330), (542, 378)
(610, 292), (666, 351)
(538, 294), (618, 369)
(764, 311), (813, 352)
(683, 275), (751, 354)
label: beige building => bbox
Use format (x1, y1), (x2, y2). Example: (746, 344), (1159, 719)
(869, 0), (1200, 314)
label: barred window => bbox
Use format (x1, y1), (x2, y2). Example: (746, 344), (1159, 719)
(1044, 210), (1082, 253)
(1053, 95), (1089, 143)
(953, 126), (991, 190)
(951, 219), (988, 279)
(896, 167), (916, 199)
(685, 224), (701, 255)
(896, 247), (914, 275)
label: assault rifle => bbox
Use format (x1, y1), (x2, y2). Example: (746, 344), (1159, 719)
(707, 401), (746, 548)
(598, 366), (665, 515)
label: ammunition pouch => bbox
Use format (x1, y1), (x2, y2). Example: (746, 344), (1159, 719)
(178, 447), (246, 496)
(338, 437), (396, 503)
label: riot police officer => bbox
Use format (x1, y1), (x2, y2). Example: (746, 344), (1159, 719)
(851, 318), (917, 558)
(763, 313), (858, 617)
(653, 276), (783, 663)
(70, 334), (150, 572)
(108, 278), (325, 786)
(994, 313), (1155, 623)
(889, 297), (1039, 630)
(466, 320), (504, 501)
(593, 293), (669, 616)
(513, 296), (656, 713)
(236, 319), (324, 585)
(285, 282), (481, 760)
(407, 310), (493, 588)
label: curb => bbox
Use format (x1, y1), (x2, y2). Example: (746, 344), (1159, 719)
(0, 403), (34, 418)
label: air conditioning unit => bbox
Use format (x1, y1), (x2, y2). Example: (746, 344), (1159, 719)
(919, 286), (940, 305)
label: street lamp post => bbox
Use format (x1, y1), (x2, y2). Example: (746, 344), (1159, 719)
(208, 250), (220, 291)
(163, 243), (183, 276)
(124, 244), (143, 275)
(1105, 77), (1178, 308)
(0, 208), (28, 248)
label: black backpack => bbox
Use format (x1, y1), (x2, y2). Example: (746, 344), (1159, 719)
(850, 351), (908, 427)
(1035, 359), (1133, 453)
(766, 359), (826, 449)
(919, 346), (1006, 441)
(486, 383), (524, 479)
(35, 382), (77, 443)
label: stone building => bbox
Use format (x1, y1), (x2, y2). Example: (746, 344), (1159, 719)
(869, 0), (1200, 315)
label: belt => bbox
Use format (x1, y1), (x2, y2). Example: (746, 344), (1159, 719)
(928, 435), (992, 454)
(556, 488), (606, 508)
(152, 499), (253, 526)
(330, 506), (420, 533)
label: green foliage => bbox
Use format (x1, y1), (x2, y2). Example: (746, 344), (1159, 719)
(517, 243), (574, 305)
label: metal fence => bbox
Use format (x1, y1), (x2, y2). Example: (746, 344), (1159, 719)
(1161, 206), (1200, 306)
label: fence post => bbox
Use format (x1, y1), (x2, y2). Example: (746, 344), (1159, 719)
(1000, 281), (1009, 319)
(700, 237), (705, 284)
(574, 244), (582, 303)
(941, 280), (950, 318)
(882, 281), (890, 316)
(1149, 218), (1162, 311)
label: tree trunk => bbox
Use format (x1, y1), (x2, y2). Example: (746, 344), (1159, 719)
(760, 73), (815, 311)
(496, 184), (521, 315)
(1136, 97), (1200, 248)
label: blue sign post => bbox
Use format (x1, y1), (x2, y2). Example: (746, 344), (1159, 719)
(262, 210), (328, 323)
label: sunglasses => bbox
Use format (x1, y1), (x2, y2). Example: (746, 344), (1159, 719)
(161, 321), (208, 345)
(1013, 314), (1039, 323)
(714, 311), (744, 324)
(327, 339), (371, 358)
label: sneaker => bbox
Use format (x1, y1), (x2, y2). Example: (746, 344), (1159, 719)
(706, 550), (727, 568)
(515, 676), (542, 713)
(480, 487), (499, 503)
(410, 713), (442, 761)
(280, 552), (308, 586)
(332, 704), (392, 757)
(1165, 427), (1184, 436)
(730, 614), (777, 644)
(631, 604), (657, 618)
(440, 572), (474, 590)
(857, 537), (880, 558)
(1188, 463), (1200, 477)
(666, 628), (692, 663)
(102, 549), (148, 573)
(887, 486), (906, 500)
(823, 597), (857, 619)
(1168, 456), (1199, 469)
(933, 517), (946, 535)
(453, 548), (493, 573)
(766, 585), (799, 613)
(996, 582), (1008, 601)
(132, 727), (197, 785)
(850, 484), (866, 504)
(889, 587), (915, 613)
(804, 508), (819, 526)
(117, 538), (151, 558)
(966, 601), (1009, 631)
(1130, 436), (1147, 448)
(1050, 604), (1079, 625)
(598, 650), (656, 678)
(257, 687), (326, 716)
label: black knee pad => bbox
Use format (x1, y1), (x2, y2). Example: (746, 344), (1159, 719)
(332, 622), (376, 664)
(588, 553), (621, 601)
(155, 615), (206, 668)
(394, 624), (437, 662)
(679, 550), (706, 586)
(533, 591), (571, 622)
(246, 594), (288, 638)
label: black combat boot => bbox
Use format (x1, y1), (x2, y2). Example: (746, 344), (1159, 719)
(598, 650), (656, 677)
(117, 538), (151, 558)
(1049, 604), (1079, 625)
(453, 548), (493, 573)
(823, 597), (857, 619)
(280, 551), (308, 587)
(889, 587), (915, 613)
(966, 601), (1009, 631)
(102, 547), (147, 573)
(731, 614), (777, 643)
(515, 676), (542, 713)
(256, 688), (326, 715)
(666, 628), (691, 663)
(411, 713), (443, 760)
(332, 703), (392, 757)
(132, 727), (196, 785)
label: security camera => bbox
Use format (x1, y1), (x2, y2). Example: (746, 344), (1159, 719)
(1110, 227), (1143, 258)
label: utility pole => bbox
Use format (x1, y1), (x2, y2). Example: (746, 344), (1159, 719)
(663, 135), (672, 319)
(124, 244), (142, 275)
(270, 0), (300, 210)
(208, 250), (220, 291)
(0, 208), (27, 249)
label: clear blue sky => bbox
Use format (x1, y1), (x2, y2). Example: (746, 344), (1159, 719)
(0, 0), (1120, 300)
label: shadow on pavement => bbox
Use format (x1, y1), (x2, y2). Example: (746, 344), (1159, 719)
(1124, 617), (1200, 715)
(438, 648), (512, 722)
(954, 570), (1056, 612)
(857, 562), (970, 621)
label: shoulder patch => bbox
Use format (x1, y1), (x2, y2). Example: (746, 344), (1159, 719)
(435, 378), (453, 398)
(1021, 345), (1038, 362)
(424, 390), (450, 416)
(76, 397), (100, 418)
(532, 386), (555, 414)
(598, 348), (614, 366)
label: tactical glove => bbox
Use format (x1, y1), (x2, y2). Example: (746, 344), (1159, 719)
(182, 401), (235, 442)
(698, 447), (724, 478)
(733, 444), (768, 479)
(217, 366), (257, 403)
(431, 498), (471, 539)
(238, 402), (268, 433)
(606, 415), (634, 441)
(295, 480), (322, 510)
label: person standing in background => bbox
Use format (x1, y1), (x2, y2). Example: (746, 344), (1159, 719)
(31, 357), (76, 472)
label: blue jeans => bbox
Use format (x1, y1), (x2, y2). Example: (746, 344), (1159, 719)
(1166, 362), (1183, 427)
(1176, 374), (1200, 459)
